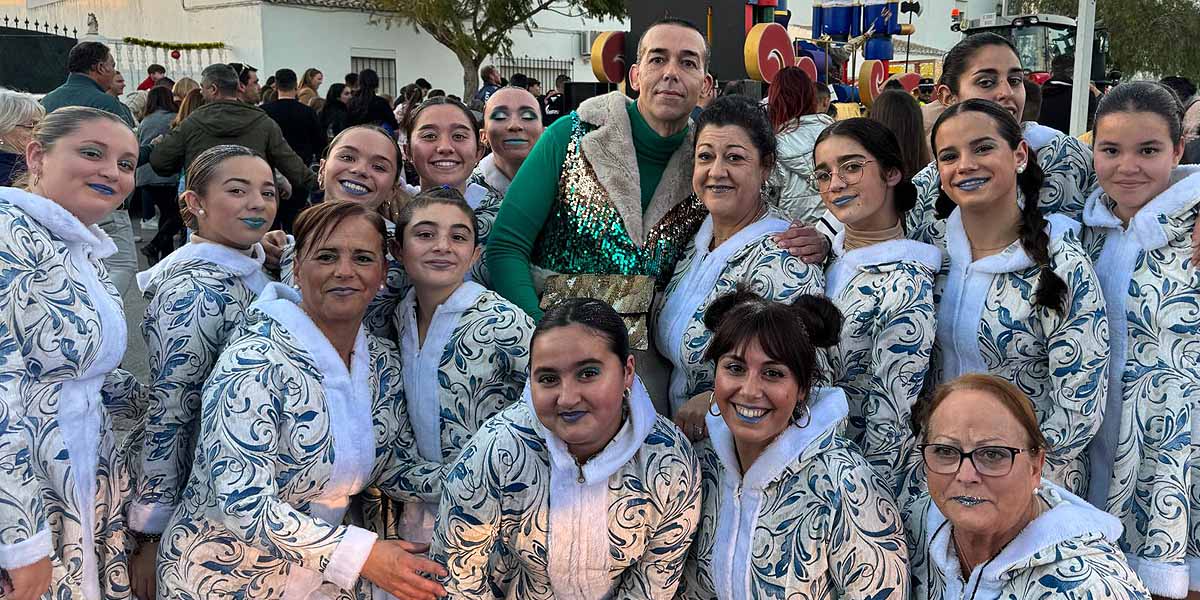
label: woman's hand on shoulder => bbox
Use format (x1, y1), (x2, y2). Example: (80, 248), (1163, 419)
(261, 230), (288, 270)
(674, 391), (713, 443)
(774, 222), (831, 264)
(361, 539), (447, 600)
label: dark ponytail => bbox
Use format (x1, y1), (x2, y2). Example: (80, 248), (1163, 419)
(931, 98), (1066, 312)
(703, 286), (842, 410)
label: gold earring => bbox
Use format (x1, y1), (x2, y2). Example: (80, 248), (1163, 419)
(707, 391), (720, 417)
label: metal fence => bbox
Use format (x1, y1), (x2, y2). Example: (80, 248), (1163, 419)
(495, 56), (575, 90)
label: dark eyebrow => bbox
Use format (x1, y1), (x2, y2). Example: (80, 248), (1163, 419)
(223, 177), (252, 185)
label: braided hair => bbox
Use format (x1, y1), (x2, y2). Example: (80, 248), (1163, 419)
(930, 99), (1066, 312)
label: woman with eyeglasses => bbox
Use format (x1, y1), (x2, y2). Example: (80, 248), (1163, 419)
(907, 373), (1148, 600)
(919, 98), (1108, 496)
(0, 90), (43, 186)
(813, 118), (941, 507)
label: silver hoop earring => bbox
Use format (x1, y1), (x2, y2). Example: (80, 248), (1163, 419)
(792, 405), (812, 428)
(623, 387), (631, 402)
(707, 391), (720, 417)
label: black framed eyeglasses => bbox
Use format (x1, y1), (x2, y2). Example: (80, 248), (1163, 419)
(918, 443), (1033, 477)
(810, 159), (874, 191)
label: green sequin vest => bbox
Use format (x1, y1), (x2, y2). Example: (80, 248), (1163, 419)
(531, 113), (706, 286)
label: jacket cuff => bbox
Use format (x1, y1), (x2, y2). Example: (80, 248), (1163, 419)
(128, 501), (175, 534)
(0, 528), (52, 570)
(324, 525), (377, 591)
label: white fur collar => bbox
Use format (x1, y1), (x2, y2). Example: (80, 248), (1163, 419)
(136, 239), (269, 293)
(1083, 165), (1200, 251)
(828, 235), (943, 299)
(465, 181), (489, 210)
(474, 153), (512, 196)
(705, 387), (848, 490)
(945, 207), (1079, 275)
(1022, 122), (1064, 151)
(253, 283), (369, 380)
(576, 91), (695, 247)
(0, 186), (117, 258)
(926, 478), (1123, 592)
(399, 280), (486, 324)
(524, 375), (657, 485)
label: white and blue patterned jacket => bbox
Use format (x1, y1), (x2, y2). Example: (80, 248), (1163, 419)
(1082, 166), (1200, 598)
(127, 240), (270, 534)
(678, 388), (909, 600)
(909, 122), (1097, 230)
(377, 281), (532, 544)
(0, 187), (131, 600)
(156, 283), (440, 600)
(826, 234), (941, 504)
(431, 379), (701, 599)
(656, 214), (824, 414)
(917, 209), (1109, 495)
(908, 480), (1149, 600)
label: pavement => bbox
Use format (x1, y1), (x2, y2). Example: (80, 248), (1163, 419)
(120, 216), (153, 383)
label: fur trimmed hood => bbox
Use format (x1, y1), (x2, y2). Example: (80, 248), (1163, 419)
(576, 91), (695, 247)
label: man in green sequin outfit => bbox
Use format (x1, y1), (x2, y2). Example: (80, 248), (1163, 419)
(487, 17), (714, 410)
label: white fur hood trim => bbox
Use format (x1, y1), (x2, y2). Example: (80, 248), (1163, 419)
(136, 239), (268, 294)
(705, 387), (849, 490)
(945, 207), (1080, 275)
(576, 91), (695, 247)
(0, 186), (117, 259)
(1083, 165), (1200, 251)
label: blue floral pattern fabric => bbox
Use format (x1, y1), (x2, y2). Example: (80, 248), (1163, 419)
(431, 386), (701, 599)
(0, 188), (132, 599)
(656, 215), (823, 413)
(677, 388), (909, 600)
(128, 243), (268, 534)
(826, 237), (941, 505)
(1081, 168), (1200, 597)
(908, 122), (1097, 231)
(156, 285), (441, 600)
(915, 210), (1108, 495)
(907, 481), (1150, 600)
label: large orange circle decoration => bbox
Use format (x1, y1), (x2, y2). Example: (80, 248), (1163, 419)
(857, 59), (888, 107)
(590, 31), (627, 84)
(744, 23), (794, 84)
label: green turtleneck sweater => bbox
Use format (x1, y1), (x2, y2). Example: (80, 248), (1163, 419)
(487, 98), (689, 320)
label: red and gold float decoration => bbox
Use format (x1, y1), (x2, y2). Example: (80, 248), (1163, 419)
(590, 31), (627, 84)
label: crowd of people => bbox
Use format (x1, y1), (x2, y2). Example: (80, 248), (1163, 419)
(0, 13), (1198, 600)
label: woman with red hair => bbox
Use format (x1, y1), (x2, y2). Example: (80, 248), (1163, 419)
(768, 66), (834, 223)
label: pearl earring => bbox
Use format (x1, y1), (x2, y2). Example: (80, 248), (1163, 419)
(1016, 163), (1026, 174)
(197, 208), (206, 216)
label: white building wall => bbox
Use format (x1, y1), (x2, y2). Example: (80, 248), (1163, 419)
(13, 0), (265, 74)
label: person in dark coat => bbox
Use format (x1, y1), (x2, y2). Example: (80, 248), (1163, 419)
(261, 68), (325, 230)
(1039, 54), (1097, 134)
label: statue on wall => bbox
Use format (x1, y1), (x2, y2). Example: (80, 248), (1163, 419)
(86, 13), (99, 36)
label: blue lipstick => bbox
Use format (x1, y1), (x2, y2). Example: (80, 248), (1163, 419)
(88, 183), (115, 196)
(240, 217), (267, 229)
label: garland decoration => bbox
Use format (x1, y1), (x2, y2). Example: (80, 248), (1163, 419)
(121, 37), (226, 51)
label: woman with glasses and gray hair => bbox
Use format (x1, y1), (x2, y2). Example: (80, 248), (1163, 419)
(907, 373), (1148, 600)
(0, 89), (45, 186)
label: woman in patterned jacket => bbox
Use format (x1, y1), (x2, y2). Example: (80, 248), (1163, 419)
(0, 107), (139, 600)
(370, 186), (532, 548)
(677, 290), (909, 599)
(126, 145), (277, 600)
(1082, 81), (1200, 599)
(813, 118), (941, 505)
(919, 98), (1108, 495)
(269, 125), (410, 339)
(908, 374), (1148, 600)
(657, 94), (823, 422)
(156, 203), (447, 600)
(432, 297), (701, 599)
(906, 32), (1097, 230)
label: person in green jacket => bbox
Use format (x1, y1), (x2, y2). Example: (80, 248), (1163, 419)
(41, 41), (134, 127)
(149, 63), (316, 208)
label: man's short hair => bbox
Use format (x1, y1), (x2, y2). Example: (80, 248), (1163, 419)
(67, 41), (111, 74)
(229, 62), (258, 85)
(1161, 75), (1197, 104)
(635, 16), (709, 68)
(415, 78), (431, 90)
(555, 73), (571, 87)
(148, 64), (166, 75)
(480, 65), (498, 84)
(813, 82), (831, 98)
(274, 68), (298, 92)
(509, 73), (529, 89)
(201, 63), (240, 96)
(345, 72), (359, 87)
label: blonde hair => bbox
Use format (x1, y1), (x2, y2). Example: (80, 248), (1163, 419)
(172, 77), (199, 100)
(180, 144), (263, 229)
(0, 89), (45, 151)
(17, 107), (131, 189)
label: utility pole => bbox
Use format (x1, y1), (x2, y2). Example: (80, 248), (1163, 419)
(1069, 0), (1096, 135)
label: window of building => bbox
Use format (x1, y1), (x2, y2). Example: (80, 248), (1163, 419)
(351, 54), (398, 98)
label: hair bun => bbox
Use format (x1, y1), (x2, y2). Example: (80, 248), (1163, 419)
(792, 294), (843, 348)
(702, 286), (762, 332)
